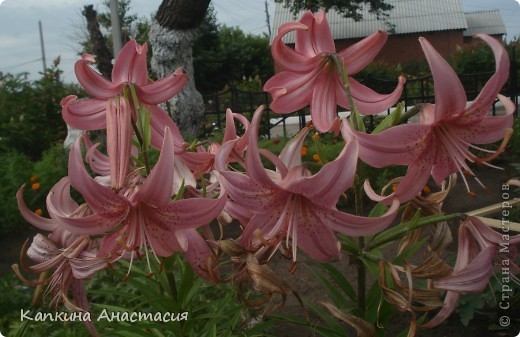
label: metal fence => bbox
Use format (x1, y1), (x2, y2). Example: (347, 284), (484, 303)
(202, 59), (519, 139)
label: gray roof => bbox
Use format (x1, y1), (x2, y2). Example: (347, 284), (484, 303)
(272, 0), (469, 43)
(464, 10), (506, 37)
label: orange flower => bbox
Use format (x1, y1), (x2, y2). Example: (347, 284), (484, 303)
(301, 147), (308, 156)
(423, 186), (431, 194)
(34, 209), (43, 216)
(311, 133), (320, 141)
(313, 154), (322, 163)
(30, 176), (38, 183)
(31, 183), (41, 191)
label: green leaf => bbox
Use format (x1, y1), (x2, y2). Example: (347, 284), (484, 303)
(339, 234), (359, 255)
(320, 263), (357, 303)
(368, 202), (389, 218)
(456, 293), (487, 326)
(306, 300), (346, 334)
(371, 102), (404, 134)
(360, 249), (383, 277)
(393, 236), (429, 265)
(307, 264), (350, 308)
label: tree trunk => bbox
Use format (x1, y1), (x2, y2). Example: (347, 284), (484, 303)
(149, 0), (210, 138)
(82, 5), (113, 79)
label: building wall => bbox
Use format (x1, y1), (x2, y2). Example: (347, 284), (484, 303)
(335, 30), (465, 66)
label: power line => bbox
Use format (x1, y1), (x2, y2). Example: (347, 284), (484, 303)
(0, 58), (42, 72)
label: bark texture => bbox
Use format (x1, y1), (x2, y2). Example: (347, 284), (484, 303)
(149, 0), (210, 138)
(82, 5), (113, 79)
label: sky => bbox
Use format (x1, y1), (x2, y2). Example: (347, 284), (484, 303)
(0, 0), (519, 83)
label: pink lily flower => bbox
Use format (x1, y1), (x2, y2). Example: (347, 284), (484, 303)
(424, 216), (520, 327)
(13, 234), (109, 337)
(62, 39), (187, 130)
(217, 107), (399, 262)
(208, 108), (252, 173)
(183, 228), (220, 282)
(264, 10), (405, 133)
(343, 34), (514, 203)
(149, 105), (215, 179)
(61, 40), (189, 171)
(46, 128), (227, 270)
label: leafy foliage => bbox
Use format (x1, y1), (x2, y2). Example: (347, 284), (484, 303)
(274, 0), (393, 20)
(0, 150), (34, 234)
(193, 6), (274, 93)
(80, 0), (150, 59)
(7, 254), (276, 337)
(0, 62), (76, 160)
(0, 144), (68, 235)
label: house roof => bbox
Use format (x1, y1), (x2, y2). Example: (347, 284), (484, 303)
(271, 0), (468, 43)
(463, 10), (506, 37)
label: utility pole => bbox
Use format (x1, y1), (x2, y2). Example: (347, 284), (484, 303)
(38, 20), (47, 72)
(265, 0), (272, 39)
(110, 0), (123, 57)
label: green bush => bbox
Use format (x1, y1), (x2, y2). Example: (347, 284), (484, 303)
(33, 145), (69, 194)
(0, 145), (69, 235)
(0, 63), (80, 160)
(0, 151), (35, 235)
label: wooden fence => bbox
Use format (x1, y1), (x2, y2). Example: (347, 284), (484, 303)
(202, 57), (519, 139)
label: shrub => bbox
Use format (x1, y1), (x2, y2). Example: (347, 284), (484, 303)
(0, 151), (34, 234)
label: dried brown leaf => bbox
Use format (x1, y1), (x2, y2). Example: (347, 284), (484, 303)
(319, 300), (377, 337)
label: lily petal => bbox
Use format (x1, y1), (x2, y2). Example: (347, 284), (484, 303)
(111, 40), (148, 86)
(61, 96), (107, 130)
(17, 184), (57, 232)
(296, 11), (335, 56)
(68, 136), (129, 214)
(271, 21), (320, 72)
(338, 30), (388, 75)
(419, 37), (467, 122)
(137, 68), (188, 105)
(74, 59), (122, 99)
(134, 127), (175, 208)
(347, 76), (406, 115)
(285, 139), (358, 208)
(149, 192), (227, 230)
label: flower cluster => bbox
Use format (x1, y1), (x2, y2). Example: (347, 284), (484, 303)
(14, 9), (517, 336)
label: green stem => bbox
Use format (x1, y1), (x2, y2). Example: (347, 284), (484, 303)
(397, 104), (422, 124)
(337, 55), (368, 312)
(366, 212), (463, 251)
(165, 257), (178, 301)
(354, 175), (366, 312)
(126, 84), (151, 174)
(357, 237), (366, 312)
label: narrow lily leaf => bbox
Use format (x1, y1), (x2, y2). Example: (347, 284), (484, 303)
(372, 101), (404, 134)
(174, 179), (186, 201)
(321, 263), (357, 302)
(307, 264), (350, 308)
(393, 237), (429, 265)
(178, 260), (195, 307)
(305, 300), (347, 334)
(138, 104), (152, 151)
(340, 234), (359, 254)
(360, 251), (382, 277)
(149, 329), (167, 337)
(312, 132), (329, 164)
(368, 202), (389, 218)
